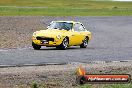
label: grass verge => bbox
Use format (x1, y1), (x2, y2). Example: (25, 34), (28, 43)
(0, 0), (132, 16)
(0, 7), (132, 16)
(80, 83), (132, 88)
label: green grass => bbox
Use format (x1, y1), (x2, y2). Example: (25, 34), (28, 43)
(80, 84), (93, 88)
(103, 83), (132, 88)
(80, 83), (132, 88)
(0, 0), (132, 16)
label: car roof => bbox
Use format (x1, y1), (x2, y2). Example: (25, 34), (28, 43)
(52, 21), (81, 24)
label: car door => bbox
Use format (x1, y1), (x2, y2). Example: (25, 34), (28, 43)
(78, 23), (88, 36)
(76, 23), (87, 44)
(70, 23), (85, 45)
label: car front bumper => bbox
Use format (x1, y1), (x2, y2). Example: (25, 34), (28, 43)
(32, 36), (63, 46)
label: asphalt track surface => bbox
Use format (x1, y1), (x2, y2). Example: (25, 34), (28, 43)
(0, 16), (132, 66)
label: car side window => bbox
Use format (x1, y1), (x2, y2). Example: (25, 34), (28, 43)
(74, 23), (86, 32)
(79, 24), (85, 31)
(74, 23), (80, 31)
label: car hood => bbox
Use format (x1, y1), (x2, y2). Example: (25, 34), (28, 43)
(35, 29), (67, 38)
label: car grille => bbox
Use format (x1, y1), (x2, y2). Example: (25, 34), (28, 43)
(36, 37), (54, 41)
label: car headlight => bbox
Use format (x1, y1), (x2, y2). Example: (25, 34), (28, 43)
(56, 35), (61, 39)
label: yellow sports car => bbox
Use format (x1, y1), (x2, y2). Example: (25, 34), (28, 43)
(32, 21), (91, 50)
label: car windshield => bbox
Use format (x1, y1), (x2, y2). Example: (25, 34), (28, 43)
(48, 22), (73, 31)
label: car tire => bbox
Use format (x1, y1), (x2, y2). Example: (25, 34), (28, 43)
(32, 42), (41, 50)
(80, 37), (88, 48)
(60, 37), (68, 50)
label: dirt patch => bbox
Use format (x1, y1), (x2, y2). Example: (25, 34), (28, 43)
(0, 16), (47, 49)
(0, 61), (132, 88)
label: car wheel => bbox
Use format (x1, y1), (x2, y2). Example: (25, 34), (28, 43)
(60, 37), (68, 50)
(32, 42), (41, 50)
(80, 37), (88, 48)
